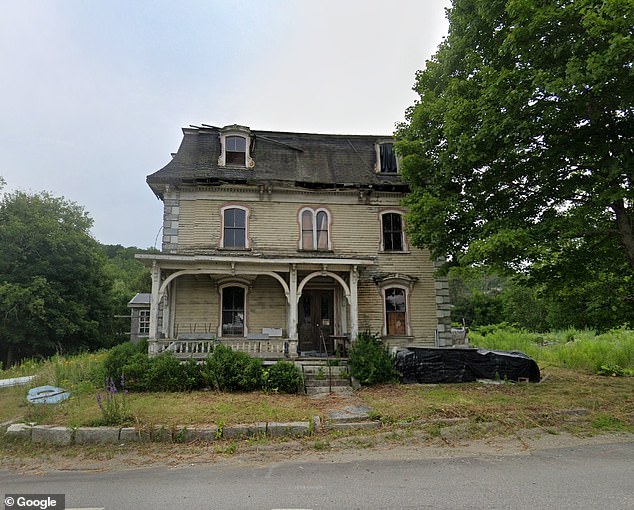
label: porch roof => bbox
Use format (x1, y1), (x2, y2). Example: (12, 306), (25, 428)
(136, 253), (375, 269)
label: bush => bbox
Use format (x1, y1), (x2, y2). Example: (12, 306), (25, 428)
(103, 341), (145, 387)
(144, 353), (197, 392)
(205, 344), (263, 391)
(348, 331), (398, 385)
(264, 361), (303, 393)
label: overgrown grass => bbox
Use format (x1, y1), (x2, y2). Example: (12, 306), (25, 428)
(470, 327), (634, 373)
(357, 367), (634, 435)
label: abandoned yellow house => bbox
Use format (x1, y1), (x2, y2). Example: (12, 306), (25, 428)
(138, 124), (452, 359)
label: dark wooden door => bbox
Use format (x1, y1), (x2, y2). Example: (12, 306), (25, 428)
(298, 290), (334, 354)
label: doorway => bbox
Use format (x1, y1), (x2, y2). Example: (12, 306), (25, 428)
(298, 290), (334, 354)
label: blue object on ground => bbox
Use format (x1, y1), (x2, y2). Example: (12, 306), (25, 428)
(27, 385), (71, 404)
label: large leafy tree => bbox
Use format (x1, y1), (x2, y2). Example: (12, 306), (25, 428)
(397, 0), (633, 269)
(396, 0), (634, 328)
(0, 189), (115, 367)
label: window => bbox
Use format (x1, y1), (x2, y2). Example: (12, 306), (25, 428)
(218, 125), (253, 167)
(385, 287), (407, 336)
(382, 212), (404, 251)
(379, 143), (398, 173)
(222, 206), (248, 249)
(139, 309), (150, 335)
(221, 286), (245, 336)
(299, 208), (330, 251)
(226, 135), (246, 166)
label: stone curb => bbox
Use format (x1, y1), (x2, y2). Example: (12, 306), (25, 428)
(4, 416), (323, 445)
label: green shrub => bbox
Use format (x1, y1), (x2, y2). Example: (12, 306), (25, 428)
(348, 331), (398, 385)
(120, 352), (152, 391)
(103, 342), (145, 386)
(144, 352), (205, 392)
(264, 361), (303, 393)
(205, 344), (263, 391)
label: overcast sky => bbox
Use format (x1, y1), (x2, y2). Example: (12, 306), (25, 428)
(0, 0), (450, 248)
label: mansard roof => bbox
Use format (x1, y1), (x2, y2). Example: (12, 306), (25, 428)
(146, 124), (407, 197)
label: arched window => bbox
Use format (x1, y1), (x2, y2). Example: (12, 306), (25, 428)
(299, 208), (331, 251)
(384, 287), (407, 336)
(225, 135), (247, 166)
(221, 206), (249, 249)
(381, 212), (404, 252)
(221, 285), (246, 337)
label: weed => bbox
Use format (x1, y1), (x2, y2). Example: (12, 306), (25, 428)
(592, 414), (628, 431)
(313, 439), (330, 450)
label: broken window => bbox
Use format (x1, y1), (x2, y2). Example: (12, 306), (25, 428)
(382, 212), (404, 251)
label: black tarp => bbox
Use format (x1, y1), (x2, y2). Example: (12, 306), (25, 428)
(395, 347), (541, 384)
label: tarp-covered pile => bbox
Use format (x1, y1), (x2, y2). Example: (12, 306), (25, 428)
(395, 348), (540, 384)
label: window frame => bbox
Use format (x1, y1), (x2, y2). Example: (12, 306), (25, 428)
(375, 141), (399, 174)
(218, 283), (248, 337)
(298, 207), (332, 251)
(218, 125), (254, 168)
(220, 205), (250, 250)
(379, 210), (407, 252)
(381, 284), (411, 337)
(138, 309), (150, 335)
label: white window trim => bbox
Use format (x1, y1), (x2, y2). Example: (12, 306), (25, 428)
(218, 125), (255, 168)
(220, 205), (251, 250)
(379, 210), (407, 252)
(374, 140), (400, 174)
(298, 207), (332, 251)
(218, 282), (249, 338)
(380, 284), (411, 337)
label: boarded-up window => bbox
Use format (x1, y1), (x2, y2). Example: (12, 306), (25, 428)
(226, 135), (246, 166)
(382, 213), (404, 251)
(223, 208), (246, 248)
(222, 286), (245, 336)
(385, 288), (406, 336)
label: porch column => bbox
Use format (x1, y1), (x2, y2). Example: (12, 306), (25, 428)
(349, 266), (359, 341)
(287, 265), (299, 358)
(149, 261), (161, 354)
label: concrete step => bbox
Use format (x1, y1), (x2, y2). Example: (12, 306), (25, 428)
(306, 385), (354, 396)
(304, 378), (351, 387)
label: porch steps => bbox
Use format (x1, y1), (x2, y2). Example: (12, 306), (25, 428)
(300, 363), (353, 396)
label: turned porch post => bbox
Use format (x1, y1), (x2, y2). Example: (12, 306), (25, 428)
(149, 261), (161, 353)
(349, 266), (359, 341)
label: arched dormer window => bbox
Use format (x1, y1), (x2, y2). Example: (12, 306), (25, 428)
(218, 125), (254, 168)
(299, 207), (331, 251)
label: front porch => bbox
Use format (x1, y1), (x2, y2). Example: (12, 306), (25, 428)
(138, 253), (373, 360)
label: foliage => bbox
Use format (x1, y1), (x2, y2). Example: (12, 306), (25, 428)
(348, 331), (398, 385)
(96, 376), (131, 425)
(144, 353), (204, 392)
(100, 244), (154, 342)
(471, 326), (634, 373)
(204, 344), (263, 392)
(396, 0), (634, 325)
(102, 341), (145, 385)
(264, 360), (303, 394)
(0, 190), (116, 367)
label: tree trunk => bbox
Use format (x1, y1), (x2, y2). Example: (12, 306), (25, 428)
(611, 199), (634, 271)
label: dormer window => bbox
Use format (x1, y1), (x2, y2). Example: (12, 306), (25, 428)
(218, 125), (254, 168)
(376, 141), (398, 174)
(226, 136), (246, 166)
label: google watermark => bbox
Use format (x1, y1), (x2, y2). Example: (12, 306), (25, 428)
(4, 494), (64, 510)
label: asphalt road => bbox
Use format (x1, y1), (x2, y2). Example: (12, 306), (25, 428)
(2, 441), (633, 510)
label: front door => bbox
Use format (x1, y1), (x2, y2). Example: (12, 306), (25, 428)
(298, 290), (334, 354)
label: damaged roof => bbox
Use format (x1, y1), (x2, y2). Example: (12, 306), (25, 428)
(146, 124), (407, 197)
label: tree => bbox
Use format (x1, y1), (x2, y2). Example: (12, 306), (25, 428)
(0, 190), (115, 367)
(397, 0), (634, 275)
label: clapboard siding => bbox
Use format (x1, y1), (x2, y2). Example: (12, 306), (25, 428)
(173, 275), (217, 332)
(247, 276), (287, 336)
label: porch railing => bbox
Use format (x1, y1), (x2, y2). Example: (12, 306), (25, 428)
(150, 336), (287, 359)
